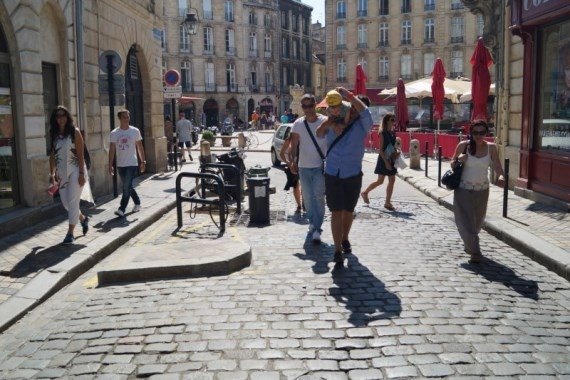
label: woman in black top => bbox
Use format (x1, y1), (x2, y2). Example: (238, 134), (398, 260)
(361, 113), (399, 210)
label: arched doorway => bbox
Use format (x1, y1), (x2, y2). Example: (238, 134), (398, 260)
(125, 46), (144, 138)
(0, 24), (19, 211)
(226, 98), (239, 119)
(203, 99), (218, 127)
(247, 98), (255, 121)
(260, 97), (273, 117)
(180, 101), (196, 125)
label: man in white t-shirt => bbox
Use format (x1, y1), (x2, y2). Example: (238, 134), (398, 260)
(176, 112), (193, 162)
(109, 109), (146, 217)
(287, 94), (327, 244)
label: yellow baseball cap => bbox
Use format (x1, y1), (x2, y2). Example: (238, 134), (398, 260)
(325, 90), (342, 107)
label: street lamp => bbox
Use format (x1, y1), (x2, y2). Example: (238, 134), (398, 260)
(182, 8), (199, 36)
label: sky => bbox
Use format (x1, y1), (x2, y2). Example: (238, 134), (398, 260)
(303, 0), (325, 25)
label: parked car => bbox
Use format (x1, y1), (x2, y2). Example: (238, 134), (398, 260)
(271, 123), (293, 166)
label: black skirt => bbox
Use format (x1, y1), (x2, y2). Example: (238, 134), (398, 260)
(374, 155), (397, 176)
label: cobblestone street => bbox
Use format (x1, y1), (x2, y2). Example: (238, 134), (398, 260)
(0, 154), (569, 379)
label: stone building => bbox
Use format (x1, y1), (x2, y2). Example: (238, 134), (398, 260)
(0, 0), (165, 214)
(463, 0), (570, 204)
(324, 0), (482, 97)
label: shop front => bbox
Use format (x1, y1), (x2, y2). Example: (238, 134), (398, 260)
(512, 0), (570, 202)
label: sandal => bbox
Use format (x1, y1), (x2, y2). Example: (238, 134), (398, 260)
(384, 203), (395, 211)
(361, 192), (370, 205)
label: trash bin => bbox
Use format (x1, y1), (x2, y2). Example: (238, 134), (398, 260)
(247, 176), (270, 224)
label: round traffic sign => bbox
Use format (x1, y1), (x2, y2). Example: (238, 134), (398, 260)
(164, 70), (181, 86)
(98, 50), (122, 74)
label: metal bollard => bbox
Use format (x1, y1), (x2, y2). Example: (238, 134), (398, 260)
(437, 146), (442, 187)
(503, 158), (509, 218)
(425, 142), (429, 177)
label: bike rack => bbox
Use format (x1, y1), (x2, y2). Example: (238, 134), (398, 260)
(176, 172), (227, 232)
(200, 163), (243, 214)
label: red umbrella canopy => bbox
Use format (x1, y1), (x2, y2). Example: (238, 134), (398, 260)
(470, 38), (494, 121)
(431, 58), (446, 121)
(354, 64), (368, 95)
(395, 78), (409, 132)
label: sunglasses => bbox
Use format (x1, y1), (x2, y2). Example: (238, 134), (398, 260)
(301, 103), (315, 109)
(471, 130), (486, 136)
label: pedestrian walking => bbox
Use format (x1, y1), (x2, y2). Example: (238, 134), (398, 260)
(109, 109), (147, 217)
(279, 128), (303, 212)
(48, 106), (93, 245)
(288, 94), (327, 244)
(316, 89), (373, 265)
(176, 112), (193, 162)
(251, 110), (260, 130)
(361, 113), (400, 210)
(164, 116), (173, 153)
(451, 120), (504, 264)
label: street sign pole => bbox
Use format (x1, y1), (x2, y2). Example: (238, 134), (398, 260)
(107, 55), (118, 198)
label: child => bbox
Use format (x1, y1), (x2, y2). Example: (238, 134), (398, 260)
(325, 90), (351, 127)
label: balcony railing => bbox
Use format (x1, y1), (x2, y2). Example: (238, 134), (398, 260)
(249, 49), (258, 57)
(451, 36), (464, 43)
(450, 71), (463, 78)
(378, 40), (389, 47)
(357, 42), (368, 49)
(205, 83), (216, 92)
(401, 39), (412, 45)
(264, 50), (272, 59)
(180, 45), (191, 53)
(337, 76), (347, 82)
(424, 3), (435, 11)
(379, 7), (389, 16)
(424, 37), (435, 44)
(204, 45), (215, 54)
(249, 84), (259, 92)
(357, 10), (367, 17)
(401, 5), (411, 13)
(226, 47), (236, 55)
(378, 75), (389, 81)
(203, 11), (213, 20)
(225, 14), (234, 22)
(451, 2), (464, 10)
(336, 44), (346, 50)
(265, 85), (275, 92)
(336, 12), (346, 19)
(401, 74), (413, 80)
(228, 83), (238, 92)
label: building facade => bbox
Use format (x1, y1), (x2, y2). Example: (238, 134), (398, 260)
(0, 1), (165, 213)
(463, 0), (570, 203)
(324, 0), (482, 99)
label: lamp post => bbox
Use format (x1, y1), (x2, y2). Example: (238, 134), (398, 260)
(172, 8), (199, 171)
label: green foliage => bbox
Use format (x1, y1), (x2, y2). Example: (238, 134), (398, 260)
(201, 130), (214, 140)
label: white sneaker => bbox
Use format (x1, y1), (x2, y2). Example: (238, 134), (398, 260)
(132, 204), (141, 213)
(114, 208), (125, 217)
(312, 230), (321, 244)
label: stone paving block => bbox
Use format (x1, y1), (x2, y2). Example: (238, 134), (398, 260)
(347, 368), (384, 379)
(384, 365), (419, 379)
(418, 363), (455, 377)
(487, 362), (525, 376)
(371, 356), (408, 368)
(249, 371), (280, 380)
(454, 364), (491, 376)
(306, 359), (339, 371)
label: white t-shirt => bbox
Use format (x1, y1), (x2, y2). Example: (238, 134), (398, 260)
(110, 126), (142, 167)
(176, 118), (192, 142)
(291, 114), (327, 168)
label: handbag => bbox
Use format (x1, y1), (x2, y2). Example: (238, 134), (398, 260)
(442, 145), (468, 190)
(394, 154), (407, 169)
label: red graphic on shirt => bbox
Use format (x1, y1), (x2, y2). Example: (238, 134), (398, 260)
(118, 136), (130, 151)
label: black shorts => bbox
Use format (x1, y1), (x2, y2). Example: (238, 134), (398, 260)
(325, 172), (363, 212)
(178, 141), (192, 148)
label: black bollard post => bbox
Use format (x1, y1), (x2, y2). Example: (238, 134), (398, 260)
(437, 146), (442, 187)
(172, 98), (178, 171)
(503, 158), (509, 218)
(425, 142), (428, 177)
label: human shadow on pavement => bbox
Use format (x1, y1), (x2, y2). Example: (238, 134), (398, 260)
(294, 239), (331, 275)
(461, 257), (539, 300)
(93, 216), (138, 233)
(330, 254), (402, 327)
(364, 204), (415, 220)
(4, 244), (86, 278)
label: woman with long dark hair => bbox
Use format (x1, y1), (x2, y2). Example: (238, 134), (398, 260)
(48, 106), (93, 245)
(361, 113), (399, 210)
(451, 121), (504, 263)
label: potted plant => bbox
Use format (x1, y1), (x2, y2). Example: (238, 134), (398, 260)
(201, 130), (215, 146)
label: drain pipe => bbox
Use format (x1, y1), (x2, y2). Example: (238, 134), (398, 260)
(74, 0), (86, 133)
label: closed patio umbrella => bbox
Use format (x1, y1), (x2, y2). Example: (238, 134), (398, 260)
(431, 58), (446, 152)
(354, 64), (368, 95)
(395, 78), (409, 132)
(470, 38), (494, 121)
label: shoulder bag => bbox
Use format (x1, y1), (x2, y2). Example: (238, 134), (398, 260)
(441, 145), (467, 190)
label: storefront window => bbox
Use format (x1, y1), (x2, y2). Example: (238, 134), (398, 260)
(538, 20), (570, 152)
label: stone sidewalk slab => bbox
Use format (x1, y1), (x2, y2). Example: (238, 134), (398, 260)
(96, 239), (252, 285)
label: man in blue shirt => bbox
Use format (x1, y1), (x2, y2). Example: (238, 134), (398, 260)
(317, 88), (373, 266)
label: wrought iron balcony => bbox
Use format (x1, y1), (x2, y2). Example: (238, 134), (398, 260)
(378, 40), (389, 47)
(264, 50), (272, 59)
(204, 45), (215, 54)
(450, 36), (464, 43)
(357, 42), (368, 49)
(336, 12), (346, 19)
(424, 37), (435, 44)
(249, 84), (259, 92)
(357, 10), (367, 17)
(379, 7), (389, 16)
(249, 49), (258, 58)
(401, 39), (412, 45)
